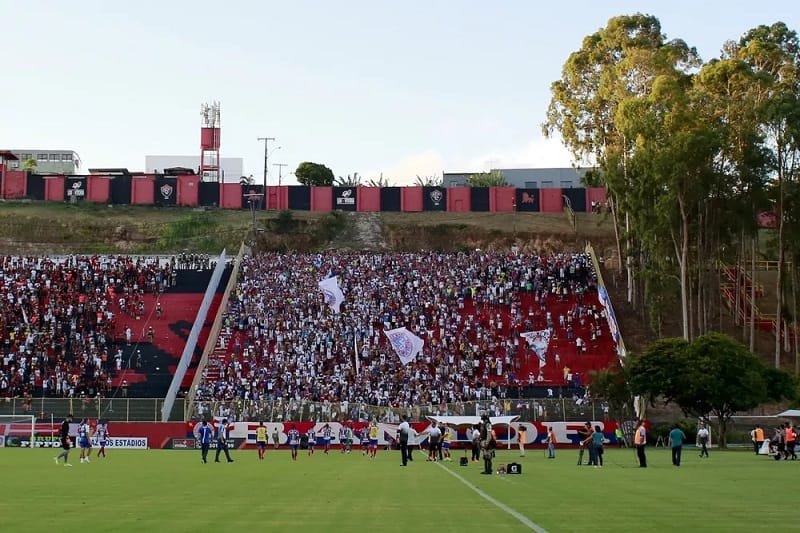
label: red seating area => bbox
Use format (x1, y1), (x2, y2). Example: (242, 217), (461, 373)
(0, 252), (230, 402)
(0, 255), (174, 399)
(195, 252), (620, 408)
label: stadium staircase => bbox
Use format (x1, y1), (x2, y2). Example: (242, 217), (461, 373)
(719, 262), (797, 344)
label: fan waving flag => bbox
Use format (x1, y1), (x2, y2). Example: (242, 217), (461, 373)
(318, 276), (345, 313)
(521, 329), (551, 367)
(384, 327), (424, 366)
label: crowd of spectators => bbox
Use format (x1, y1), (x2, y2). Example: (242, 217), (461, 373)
(0, 255), (175, 402)
(195, 250), (613, 412)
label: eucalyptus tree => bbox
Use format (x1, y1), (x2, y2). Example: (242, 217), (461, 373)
(735, 23), (800, 366)
(617, 70), (720, 340)
(544, 14), (701, 311)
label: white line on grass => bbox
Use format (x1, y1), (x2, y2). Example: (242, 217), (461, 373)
(435, 462), (548, 533)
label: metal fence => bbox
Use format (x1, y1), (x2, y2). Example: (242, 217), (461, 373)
(0, 396), (635, 424)
(189, 398), (622, 424)
(0, 398), (185, 422)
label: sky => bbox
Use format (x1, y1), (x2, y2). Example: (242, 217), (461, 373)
(1, 1), (798, 185)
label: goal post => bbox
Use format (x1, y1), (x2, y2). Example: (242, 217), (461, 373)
(0, 415), (36, 448)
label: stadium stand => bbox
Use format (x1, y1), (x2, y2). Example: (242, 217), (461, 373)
(0, 255), (229, 401)
(193, 251), (618, 412)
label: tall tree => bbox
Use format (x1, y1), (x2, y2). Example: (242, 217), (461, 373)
(736, 23), (800, 367)
(295, 162), (335, 186)
(544, 14), (700, 312)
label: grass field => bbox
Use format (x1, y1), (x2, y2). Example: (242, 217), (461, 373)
(1, 446), (797, 532)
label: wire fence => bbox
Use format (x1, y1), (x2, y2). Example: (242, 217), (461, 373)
(0, 397), (622, 423)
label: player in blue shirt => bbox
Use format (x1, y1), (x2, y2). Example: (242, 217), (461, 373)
(322, 424), (333, 454)
(360, 426), (370, 456)
(339, 426), (348, 454)
(197, 420), (213, 464)
(306, 427), (316, 457)
(78, 419), (92, 464)
(95, 421), (109, 458)
(215, 419), (234, 463)
(287, 425), (300, 461)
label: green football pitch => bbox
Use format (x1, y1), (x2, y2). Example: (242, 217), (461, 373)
(1, 446), (797, 532)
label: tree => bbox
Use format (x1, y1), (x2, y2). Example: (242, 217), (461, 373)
(544, 14), (701, 315)
(335, 172), (362, 187)
(467, 170), (508, 187)
(735, 23), (800, 367)
(22, 158), (37, 172)
(239, 174), (255, 186)
(587, 362), (635, 420)
(628, 332), (797, 447)
(295, 162), (335, 186)
(367, 173), (393, 187)
(414, 175), (442, 187)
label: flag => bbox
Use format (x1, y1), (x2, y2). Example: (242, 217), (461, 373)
(384, 327), (424, 366)
(318, 276), (345, 313)
(521, 329), (551, 367)
(353, 333), (360, 375)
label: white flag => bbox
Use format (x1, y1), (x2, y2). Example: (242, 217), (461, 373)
(353, 333), (360, 376)
(384, 327), (424, 366)
(521, 330), (551, 367)
(318, 276), (345, 313)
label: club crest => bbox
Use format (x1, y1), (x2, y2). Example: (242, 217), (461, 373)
(389, 332), (413, 358)
(430, 189), (443, 206)
(160, 184), (174, 199)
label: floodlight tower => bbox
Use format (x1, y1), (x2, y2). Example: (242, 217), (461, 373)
(200, 101), (221, 182)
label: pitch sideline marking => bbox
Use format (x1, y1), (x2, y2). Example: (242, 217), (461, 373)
(435, 462), (548, 533)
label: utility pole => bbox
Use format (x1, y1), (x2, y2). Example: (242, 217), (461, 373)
(257, 137), (275, 189)
(273, 163), (288, 186)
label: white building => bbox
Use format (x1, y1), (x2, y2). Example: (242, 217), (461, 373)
(145, 155), (244, 182)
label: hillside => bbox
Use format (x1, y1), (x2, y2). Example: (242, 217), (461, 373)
(0, 200), (618, 255)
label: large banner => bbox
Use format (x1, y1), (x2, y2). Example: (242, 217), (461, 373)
(214, 420), (630, 447)
(333, 186), (357, 211)
(154, 176), (177, 206)
(65, 176), (87, 202)
(515, 188), (540, 212)
(423, 186), (447, 211)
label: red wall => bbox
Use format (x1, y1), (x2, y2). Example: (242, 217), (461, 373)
(357, 187), (380, 212)
(87, 176), (110, 203)
(131, 175), (155, 204)
(446, 187), (471, 212)
(1, 170), (26, 198)
(267, 185), (288, 210)
(177, 175), (200, 206)
(219, 183), (241, 209)
(45, 175), (65, 202)
(112, 422), (189, 449)
(311, 186), (332, 211)
(540, 188), (563, 212)
(586, 187), (607, 209)
(490, 187), (515, 212)
(402, 187), (423, 212)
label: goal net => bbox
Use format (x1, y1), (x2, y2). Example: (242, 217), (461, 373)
(0, 415), (36, 448)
